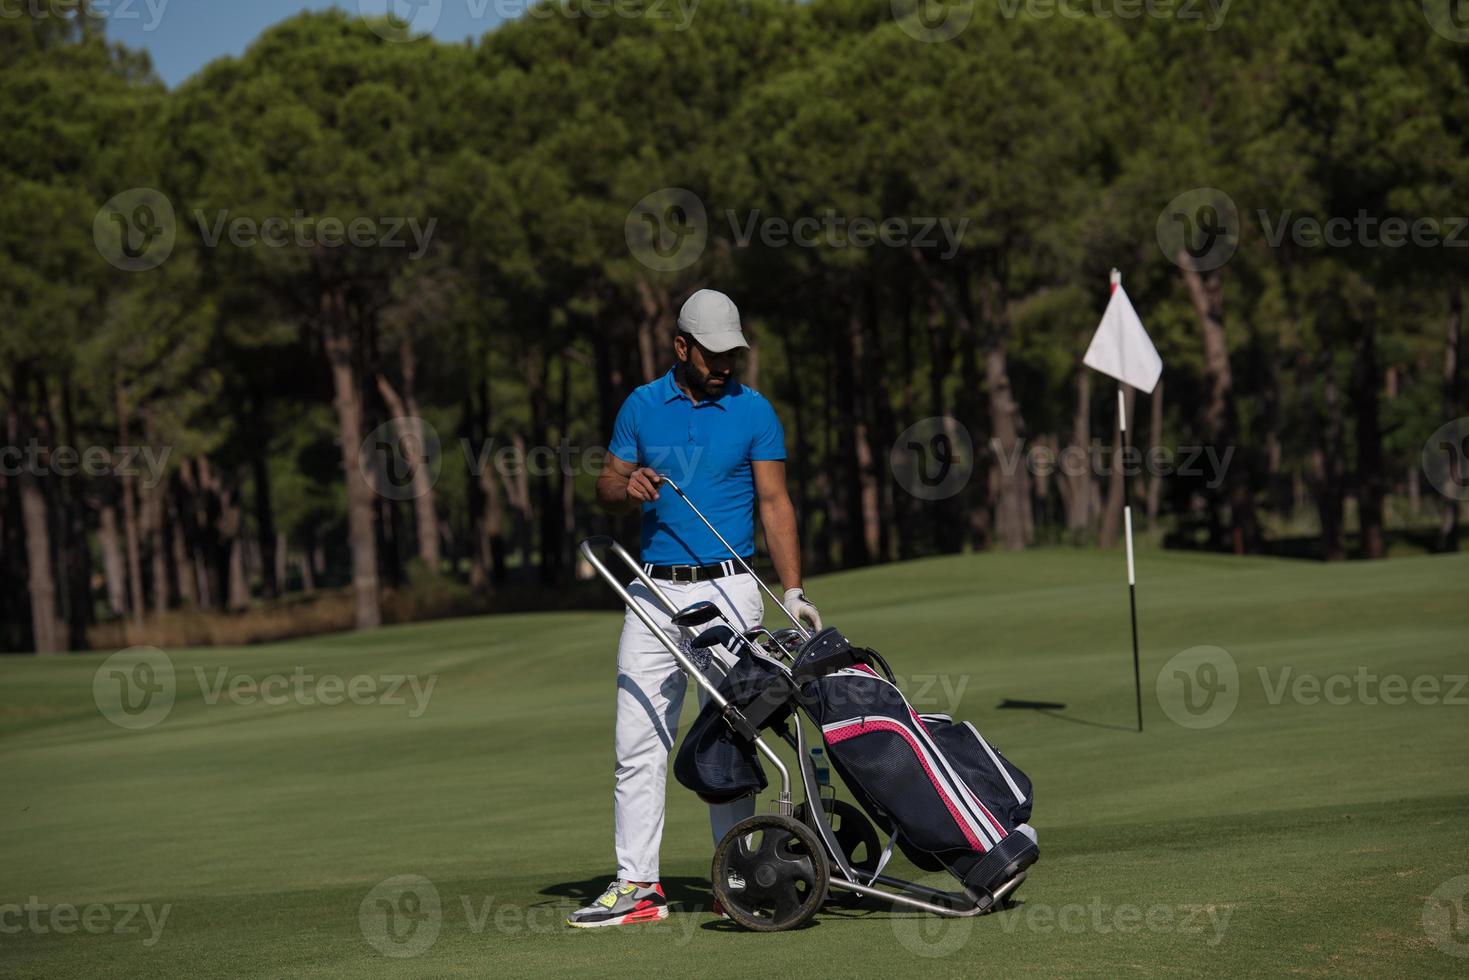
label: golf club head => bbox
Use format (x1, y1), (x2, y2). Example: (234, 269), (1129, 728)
(769, 628), (805, 652)
(671, 600), (724, 629)
(691, 624), (736, 650)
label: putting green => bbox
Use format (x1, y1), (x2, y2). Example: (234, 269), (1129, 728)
(2, 548), (1466, 978)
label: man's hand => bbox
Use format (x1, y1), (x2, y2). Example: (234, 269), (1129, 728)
(596, 455), (661, 513)
(783, 588), (822, 632)
(625, 467), (663, 503)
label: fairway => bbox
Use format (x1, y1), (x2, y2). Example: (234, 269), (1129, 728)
(2, 548), (1466, 978)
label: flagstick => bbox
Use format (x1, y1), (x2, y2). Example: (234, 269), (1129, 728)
(1119, 386), (1143, 733)
(1110, 268), (1144, 733)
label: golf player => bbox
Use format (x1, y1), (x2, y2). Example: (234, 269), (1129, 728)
(568, 288), (821, 928)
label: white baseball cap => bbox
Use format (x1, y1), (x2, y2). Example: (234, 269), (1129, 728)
(677, 289), (749, 352)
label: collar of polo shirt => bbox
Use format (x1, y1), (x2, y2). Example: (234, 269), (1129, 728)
(661, 367), (738, 408)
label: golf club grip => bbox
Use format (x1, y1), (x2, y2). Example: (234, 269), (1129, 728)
(658, 476), (810, 639)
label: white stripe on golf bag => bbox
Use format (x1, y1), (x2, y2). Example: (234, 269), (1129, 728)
(964, 721), (1028, 805)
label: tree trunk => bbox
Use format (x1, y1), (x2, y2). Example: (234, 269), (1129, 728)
(846, 306), (880, 562)
(1354, 324), (1386, 560)
(985, 340), (1028, 550)
(1147, 379), (1165, 525)
(274, 531), (288, 595)
(251, 409), (279, 599)
(507, 432), (534, 569)
(467, 379), (506, 593)
(559, 353), (577, 576)
(1179, 261), (1257, 553)
(785, 341), (813, 569)
(115, 378), (145, 625)
(323, 291), (381, 629)
(375, 339), (440, 571)
(634, 279), (672, 383)
(968, 278), (1027, 552)
(227, 535), (251, 611)
(142, 410), (171, 617)
(745, 329), (760, 392)
(55, 377), (91, 650)
(924, 292), (960, 553)
(169, 487), (198, 608)
(99, 498), (128, 616)
(299, 547), (317, 594)
(178, 459), (213, 610)
(214, 474), (252, 612)
(1311, 367), (1347, 561)
(10, 381), (64, 654)
(1066, 363), (1093, 536)
(526, 345), (562, 586)
(1439, 279), (1462, 552)
(19, 467), (62, 653)
(147, 477), (169, 617)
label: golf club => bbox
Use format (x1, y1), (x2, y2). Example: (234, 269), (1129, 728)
(659, 476), (813, 640)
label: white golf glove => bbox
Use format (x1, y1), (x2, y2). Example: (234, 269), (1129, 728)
(783, 588), (823, 632)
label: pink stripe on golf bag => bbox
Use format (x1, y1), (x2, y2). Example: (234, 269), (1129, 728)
(823, 718), (986, 852)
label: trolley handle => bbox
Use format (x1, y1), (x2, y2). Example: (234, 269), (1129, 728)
(578, 535), (793, 795)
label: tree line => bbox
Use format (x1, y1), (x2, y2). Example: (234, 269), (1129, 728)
(2, 0), (1465, 652)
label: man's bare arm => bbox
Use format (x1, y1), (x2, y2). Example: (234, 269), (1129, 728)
(753, 459), (801, 591)
(596, 454), (662, 514)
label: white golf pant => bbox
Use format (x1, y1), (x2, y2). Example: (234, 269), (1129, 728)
(614, 572), (763, 883)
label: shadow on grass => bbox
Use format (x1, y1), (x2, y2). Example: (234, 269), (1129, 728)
(996, 698), (1136, 733)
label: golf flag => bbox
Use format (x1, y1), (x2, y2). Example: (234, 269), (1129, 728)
(1083, 283), (1162, 394)
(1086, 269), (1157, 733)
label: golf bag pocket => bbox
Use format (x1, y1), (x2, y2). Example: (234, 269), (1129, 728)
(674, 652), (792, 805)
(920, 717), (1033, 827)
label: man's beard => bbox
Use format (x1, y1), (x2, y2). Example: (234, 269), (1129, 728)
(680, 360), (733, 398)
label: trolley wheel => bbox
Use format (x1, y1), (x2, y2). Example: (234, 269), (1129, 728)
(712, 814), (829, 932)
(795, 799), (881, 907)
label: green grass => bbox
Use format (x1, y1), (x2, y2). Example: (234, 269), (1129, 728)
(2, 548), (1467, 978)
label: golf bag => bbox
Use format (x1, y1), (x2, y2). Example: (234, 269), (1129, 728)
(794, 630), (1038, 903)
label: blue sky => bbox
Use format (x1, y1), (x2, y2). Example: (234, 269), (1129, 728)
(105, 1), (512, 87)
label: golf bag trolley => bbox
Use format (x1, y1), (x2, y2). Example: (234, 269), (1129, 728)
(580, 478), (1038, 933)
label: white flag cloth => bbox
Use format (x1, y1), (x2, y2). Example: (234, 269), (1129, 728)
(1083, 284), (1162, 393)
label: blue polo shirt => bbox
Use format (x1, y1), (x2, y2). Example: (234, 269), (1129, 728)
(608, 369), (786, 565)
